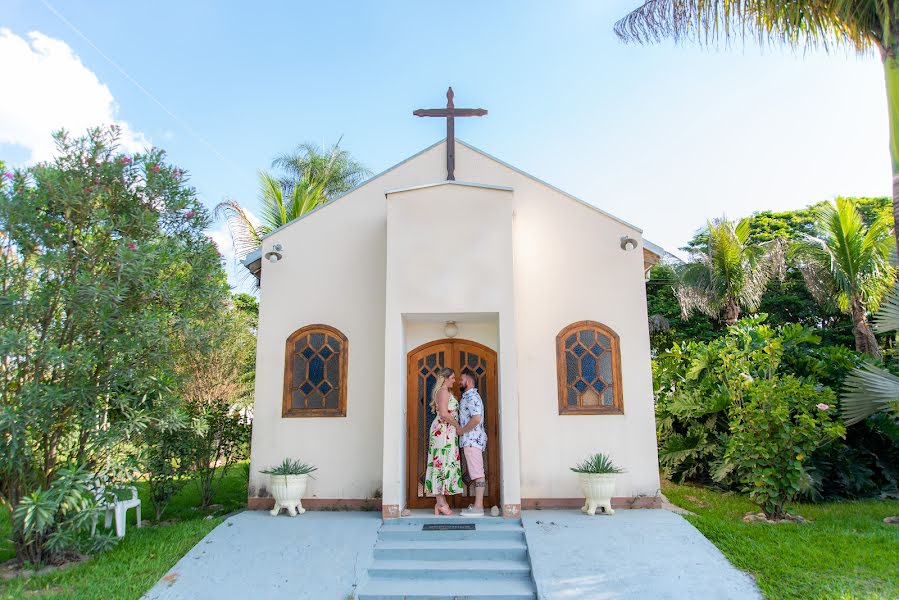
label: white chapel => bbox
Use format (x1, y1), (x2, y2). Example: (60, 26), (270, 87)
(244, 97), (663, 517)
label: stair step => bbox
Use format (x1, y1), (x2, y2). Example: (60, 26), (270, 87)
(374, 540), (528, 560)
(357, 576), (537, 600)
(369, 559), (531, 580)
(392, 517), (521, 526)
(379, 523), (524, 542)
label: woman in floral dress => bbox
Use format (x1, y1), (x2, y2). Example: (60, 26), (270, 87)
(425, 367), (464, 515)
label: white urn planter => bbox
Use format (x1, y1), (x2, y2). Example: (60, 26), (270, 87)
(579, 473), (617, 516)
(269, 474), (309, 517)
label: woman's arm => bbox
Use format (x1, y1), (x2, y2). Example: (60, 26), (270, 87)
(436, 389), (462, 430)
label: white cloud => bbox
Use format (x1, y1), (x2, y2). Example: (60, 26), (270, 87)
(0, 28), (148, 163)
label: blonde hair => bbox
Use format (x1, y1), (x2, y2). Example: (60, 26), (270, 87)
(429, 367), (454, 413)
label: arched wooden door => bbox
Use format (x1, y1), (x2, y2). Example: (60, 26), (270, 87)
(406, 339), (500, 509)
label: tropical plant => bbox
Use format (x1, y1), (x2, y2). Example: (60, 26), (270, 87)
(12, 465), (115, 566)
(272, 139), (370, 198)
(725, 377), (845, 519)
(615, 1), (899, 254)
(260, 458), (317, 476)
(216, 141), (370, 259)
(795, 197), (895, 357)
(675, 218), (784, 325)
(0, 127), (228, 563)
(570, 453), (625, 474)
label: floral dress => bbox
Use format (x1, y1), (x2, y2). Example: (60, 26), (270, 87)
(425, 394), (464, 496)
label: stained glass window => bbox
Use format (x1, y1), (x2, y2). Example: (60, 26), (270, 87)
(556, 321), (622, 415)
(283, 325), (347, 417)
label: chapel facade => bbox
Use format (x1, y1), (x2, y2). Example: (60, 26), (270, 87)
(244, 138), (663, 517)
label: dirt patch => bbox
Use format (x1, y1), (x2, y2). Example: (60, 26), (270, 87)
(884, 516), (899, 525)
(24, 586), (66, 597)
(0, 554), (88, 581)
(684, 495), (709, 508)
(742, 511), (808, 524)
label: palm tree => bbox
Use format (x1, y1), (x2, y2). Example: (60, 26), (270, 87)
(615, 1), (899, 253)
(216, 141), (369, 259)
(272, 138), (370, 199)
(215, 171), (329, 259)
(675, 217), (784, 326)
(795, 198), (894, 357)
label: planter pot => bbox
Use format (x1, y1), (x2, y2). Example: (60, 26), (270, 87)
(269, 474), (309, 516)
(579, 473), (617, 515)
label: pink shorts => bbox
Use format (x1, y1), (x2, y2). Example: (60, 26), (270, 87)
(463, 446), (485, 480)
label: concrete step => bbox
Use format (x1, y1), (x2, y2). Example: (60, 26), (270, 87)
(357, 575), (537, 600)
(390, 516), (521, 526)
(369, 559), (532, 580)
(373, 540), (528, 561)
(379, 523), (525, 542)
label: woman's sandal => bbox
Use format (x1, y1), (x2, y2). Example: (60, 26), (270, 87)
(434, 503), (454, 516)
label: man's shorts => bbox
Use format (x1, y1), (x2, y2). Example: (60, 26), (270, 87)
(463, 446), (485, 480)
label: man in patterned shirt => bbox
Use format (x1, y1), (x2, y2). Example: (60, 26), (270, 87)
(457, 368), (487, 517)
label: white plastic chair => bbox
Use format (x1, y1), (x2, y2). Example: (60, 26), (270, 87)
(91, 477), (141, 538)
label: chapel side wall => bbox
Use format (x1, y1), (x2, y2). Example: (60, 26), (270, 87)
(452, 145), (661, 500)
(248, 144), (448, 502)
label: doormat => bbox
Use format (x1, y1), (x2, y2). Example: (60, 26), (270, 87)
(422, 523), (475, 531)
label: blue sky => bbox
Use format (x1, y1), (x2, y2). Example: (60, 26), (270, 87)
(1, 0), (890, 291)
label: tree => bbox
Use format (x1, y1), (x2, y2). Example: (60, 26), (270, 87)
(216, 142), (370, 259)
(795, 198), (894, 357)
(616, 1), (899, 254)
(675, 218), (784, 325)
(272, 139), (370, 198)
(0, 127), (228, 563)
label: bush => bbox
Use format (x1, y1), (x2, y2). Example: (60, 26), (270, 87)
(0, 128), (229, 563)
(724, 377), (845, 518)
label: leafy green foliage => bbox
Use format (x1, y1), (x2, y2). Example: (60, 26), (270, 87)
(725, 377), (845, 518)
(12, 466), (115, 566)
(0, 127), (229, 564)
(260, 458), (317, 476)
(570, 453), (624, 474)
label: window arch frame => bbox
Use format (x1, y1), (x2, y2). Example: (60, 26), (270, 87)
(555, 320), (623, 415)
(282, 324), (348, 418)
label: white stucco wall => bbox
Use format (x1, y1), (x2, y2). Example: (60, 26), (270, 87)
(249, 144), (448, 500)
(249, 139), (660, 506)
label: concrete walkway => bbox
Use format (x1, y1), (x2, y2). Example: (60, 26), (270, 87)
(144, 511), (381, 600)
(145, 509), (761, 600)
(522, 510), (761, 600)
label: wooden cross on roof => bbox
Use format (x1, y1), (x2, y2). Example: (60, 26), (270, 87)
(414, 87), (487, 181)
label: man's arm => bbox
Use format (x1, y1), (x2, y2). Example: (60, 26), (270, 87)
(457, 414), (482, 436)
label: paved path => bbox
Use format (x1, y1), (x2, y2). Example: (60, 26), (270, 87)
(144, 511), (381, 600)
(145, 509), (761, 600)
(522, 509), (761, 600)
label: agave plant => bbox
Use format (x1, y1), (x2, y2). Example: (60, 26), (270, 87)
(570, 453), (624, 474)
(261, 458), (317, 477)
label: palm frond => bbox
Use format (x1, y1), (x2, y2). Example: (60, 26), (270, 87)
(213, 199), (265, 259)
(614, 0), (886, 55)
(874, 282), (899, 332)
(841, 363), (899, 425)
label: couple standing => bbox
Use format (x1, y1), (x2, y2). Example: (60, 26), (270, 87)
(424, 367), (487, 517)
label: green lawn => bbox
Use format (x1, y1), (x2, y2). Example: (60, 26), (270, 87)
(663, 481), (899, 600)
(0, 464), (249, 600)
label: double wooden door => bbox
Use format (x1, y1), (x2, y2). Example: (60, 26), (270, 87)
(406, 339), (500, 509)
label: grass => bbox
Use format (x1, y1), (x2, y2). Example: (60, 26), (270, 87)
(663, 481), (899, 600)
(0, 463), (249, 600)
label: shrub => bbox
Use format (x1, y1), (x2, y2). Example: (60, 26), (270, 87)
(724, 376), (845, 518)
(12, 466), (115, 566)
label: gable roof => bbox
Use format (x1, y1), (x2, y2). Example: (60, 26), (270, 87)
(242, 138), (662, 276)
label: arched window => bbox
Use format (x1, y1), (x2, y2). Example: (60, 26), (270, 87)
(556, 321), (623, 415)
(283, 324), (348, 417)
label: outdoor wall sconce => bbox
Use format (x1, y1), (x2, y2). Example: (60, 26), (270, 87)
(620, 236), (638, 251)
(444, 320), (459, 338)
(265, 243), (283, 263)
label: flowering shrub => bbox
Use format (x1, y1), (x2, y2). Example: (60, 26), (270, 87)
(724, 376), (845, 518)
